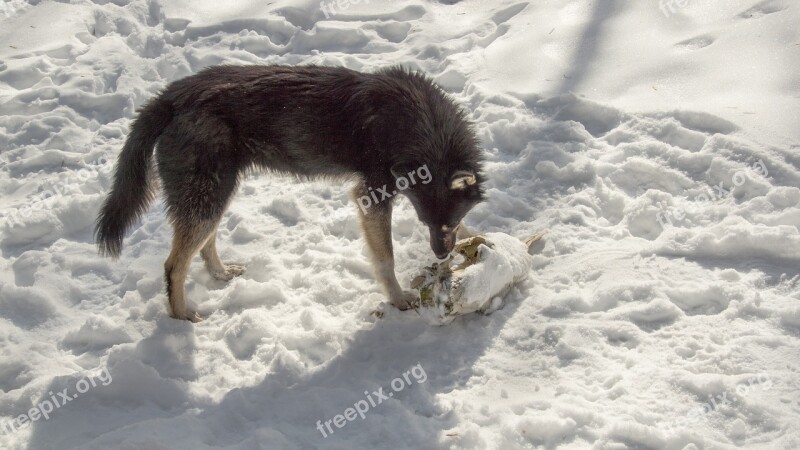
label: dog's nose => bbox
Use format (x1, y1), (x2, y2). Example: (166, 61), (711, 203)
(430, 226), (455, 259)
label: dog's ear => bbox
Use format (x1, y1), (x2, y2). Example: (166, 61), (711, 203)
(449, 170), (477, 190)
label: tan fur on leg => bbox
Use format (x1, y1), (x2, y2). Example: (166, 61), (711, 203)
(351, 185), (415, 310)
(201, 224), (246, 281)
(165, 220), (216, 322)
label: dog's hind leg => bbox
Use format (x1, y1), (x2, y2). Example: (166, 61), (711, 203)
(352, 185), (417, 310)
(164, 219), (217, 322)
(201, 223), (246, 281)
(156, 113), (242, 321)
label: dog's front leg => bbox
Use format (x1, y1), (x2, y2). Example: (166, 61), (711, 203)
(352, 185), (416, 310)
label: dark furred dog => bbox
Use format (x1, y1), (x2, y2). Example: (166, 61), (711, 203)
(95, 65), (485, 321)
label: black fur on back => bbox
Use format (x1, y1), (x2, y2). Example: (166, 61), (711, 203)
(95, 65), (485, 256)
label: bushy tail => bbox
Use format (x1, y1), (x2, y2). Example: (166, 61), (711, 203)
(95, 97), (173, 258)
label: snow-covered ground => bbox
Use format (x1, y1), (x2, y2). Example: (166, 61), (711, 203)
(1, 0), (799, 448)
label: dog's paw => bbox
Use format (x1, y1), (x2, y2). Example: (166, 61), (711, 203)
(212, 264), (246, 281)
(171, 310), (204, 323)
(389, 290), (418, 311)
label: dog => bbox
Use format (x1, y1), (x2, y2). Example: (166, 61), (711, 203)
(95, 65), (485, 321)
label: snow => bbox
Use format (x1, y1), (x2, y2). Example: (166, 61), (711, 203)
(1, 0), (799, 449)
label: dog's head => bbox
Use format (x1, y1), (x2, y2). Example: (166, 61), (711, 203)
(372, 66), (487, 259)
(392, 164), (485, 259)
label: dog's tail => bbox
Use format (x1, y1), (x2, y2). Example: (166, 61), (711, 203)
(95, 96), (173, 258)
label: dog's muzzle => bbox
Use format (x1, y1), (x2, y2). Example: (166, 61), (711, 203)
(429, 226), (456, 259)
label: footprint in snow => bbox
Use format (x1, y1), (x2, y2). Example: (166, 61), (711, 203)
(738, 0), (788, 19)
(675, 34), (715, 50)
